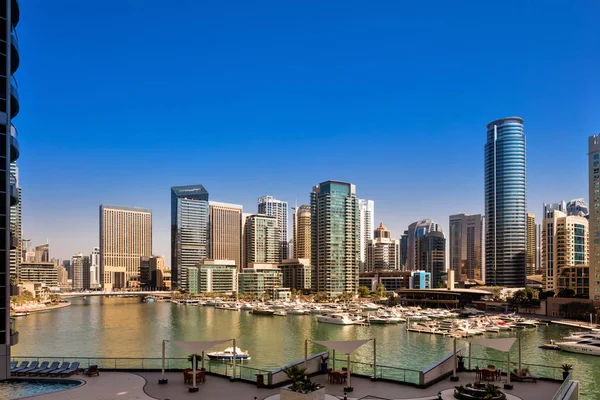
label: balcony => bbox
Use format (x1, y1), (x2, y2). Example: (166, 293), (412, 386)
(10, 230), (18, 249)
(11, 32), (19, 72)
(10, 76), (19, 118)
(10, 124), (18, 161)
(9, 173), (18, 206)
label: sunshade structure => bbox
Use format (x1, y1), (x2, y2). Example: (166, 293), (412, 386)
(466, 338), (518, 385)
(161, 339), (235, 390)
(309, 339), (375, 387)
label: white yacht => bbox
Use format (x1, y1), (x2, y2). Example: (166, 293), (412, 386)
(562, 333), (600, 341)
(557, 339), (600, 356)
(287, 308), (309, 315)
(317, 313), (356, 325)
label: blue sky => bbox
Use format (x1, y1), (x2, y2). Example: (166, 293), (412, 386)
(16, 1), (600, 261)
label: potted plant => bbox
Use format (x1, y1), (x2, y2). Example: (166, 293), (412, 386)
(561, 364), (573, 380)
(343, 386), (353, 393)
(187, 353), (201, 370)
(280, 365), (326, 400)
(457, 355), (466, 372)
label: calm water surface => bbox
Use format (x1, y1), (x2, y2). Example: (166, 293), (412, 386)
(12, 297), (600, 398)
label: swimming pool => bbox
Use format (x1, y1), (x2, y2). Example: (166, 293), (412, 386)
(0, 378), (82, 399)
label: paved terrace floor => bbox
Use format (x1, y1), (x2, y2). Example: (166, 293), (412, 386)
(24, 371), (563, 400)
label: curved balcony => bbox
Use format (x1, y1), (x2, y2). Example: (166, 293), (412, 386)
(10, 76), (19, 118)
(11, 32), (20, 72)
(13, 0), (20, 26)
(9, 173), (18, 206)
(10, 124), (18, 162)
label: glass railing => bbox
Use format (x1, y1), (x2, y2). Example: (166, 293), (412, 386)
(470, 357), (563, 381)
(552, 372), (574, 400)
(333, 357), (421, 385)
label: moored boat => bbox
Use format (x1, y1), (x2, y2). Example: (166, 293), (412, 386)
(207, 347), (251, 361)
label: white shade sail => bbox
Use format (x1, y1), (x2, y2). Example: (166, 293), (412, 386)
(171, 339), (232, 354)
(468, 338), (517, 353)
(313, 339), (372, 355)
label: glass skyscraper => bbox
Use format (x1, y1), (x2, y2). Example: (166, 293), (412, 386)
(171, 185), (209, 290)
(484, 117), (527, 287)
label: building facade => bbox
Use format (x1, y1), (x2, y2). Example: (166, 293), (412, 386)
(589, 134), (600, 300)
(359, 271), (411, 292)
(526, 213), (536, 276)
(293, 205), (311, 259)
(406, 219), (442, 271)
(399, 231), (408, 271)
(244, 214), (280, 268)
(238, 263), (282, 297)
(90, 247), (100, 288)
(197, 259), (238, 293)
(417, 231), (446, 287)
(99, 205), (152, 290)
(278, 258), (311, 291)
(543, 208), (589, 292)
(366, 223), (398, 271)
(9, 162), (20, 281)
(183, 266), (199, 294)
(257, 196), (288, 262)
(449, 213), (484, 281)
(410, 271), (432, 289)
(567, 199), (589, 217)
(311, 181), (360, 295)
(557, 265), (590, 298)
(171, 185), (209, 289)
(358, 199), (374, 272)
(35, 243), (49, 263)
(209, 201), (242, 269)
(72, 253), (90, 291)
(484, 117), (527, 287)
(17, 263), (58, 288)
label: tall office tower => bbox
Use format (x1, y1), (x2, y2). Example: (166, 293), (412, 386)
(366, 223), (398, 271)
(526, 213), (536, 275)
(542, 207), (589, 292)
(90, 247), (100, 288)
(588, 135), (600, 300)
(293, 205), (311, 259)
(399, 231), (408, 271)
(449, 213), (484, 281)
(140, 255), (165, 288)
(62, 260), (71, 280)
(358, 199), (375, 272)
(171, 185), (209, 289)
(535, 223), (542, 274)
(72, 253), (91, 291)
(257, 196), (288, 262)
(484, 117), (527, 287)
(417, 231), (446, 287)
(406, 219), (442, 271)
(243, 214), (280, 268)
(99, 205), (152, 290)
(209, 201), (242, 268)
(1, 0), (20, 377)
(311, 181), (360, 295)
(8, 162), (20, 281)
(567, 198), (589, 217)
(20, 238), (29, 263)
(34, 243), (49, 262)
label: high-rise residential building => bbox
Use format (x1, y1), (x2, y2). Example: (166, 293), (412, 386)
(399, 231), (408, 271)
(311, 181), (360, 295)
(293, 205), (311, 259)
(18, 263), (58, 288)
(243, 214), (280, 268)
(535, 223), (542, 274)
(209, 201), (242, 269)
(9, 162), (20, 281)
(197, 259), (238, 293)
(567, 198), (589, 218)
(21, 238), (30, 263)
(417, 231), (446, 287)
(526, 213), (536, 276)
(589, 134), (600, 300)
(62, 260), (71, 280)
(54, 264), (68, 288)
(35, 243), (49, 263)
(1, 0), (21, 376)
(366, 223), (399, 271)
(406, 219), (442, 271)
(279, 258), (312, 291)
(90, 247), (100, 288)
(484, 117), (527, 287)
(171, 185), (209, 289)
(449, 214), (484, 281)
(257, 196), (288, 262)
(99, 205), (152, 290)
(542, 208), (589, 292)
(72, 253), (90, 291)
(238, 263), (283, 297)
(140, 255), (165, 289)
(558, 265), (590, 298)
(358, 199), (375, 272)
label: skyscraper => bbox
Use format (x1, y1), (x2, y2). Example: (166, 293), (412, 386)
(449, 213), (484, 281)
(35, 243), (49, 263)
(588, 134), (600, 300)
(293, 205), (311, 259)
(406, 219), (442, 271)
(417, 231), (446, 287)
(1, 0), (21, 377)
(311, 181), (359, 295)
(171, 185), (209, 289)
(484, 117), (527, 287)
(367, 223), (398, 271)
(99, 205), (152, 290)
(90, 247), (100, 288)
(567, 198), (589, 217)
(399, 231), (408, 271)
(72, 253), (91, 291)
(257, 196), (288, 262)
(243, 214), (280, 267)
(526, 213), (536, 276)
(9, 162), (20, 281)
(358, 199), (375, 272)
(209, 201), (242, 268)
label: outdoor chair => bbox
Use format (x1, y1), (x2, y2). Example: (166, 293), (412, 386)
(83, 365), (99, 377)
(11, 361), (29, 375)
(9, 361), (17, 370)
(38, 362), (60, 376)
(28, 361), (50, 376)
(49, 362), (70, 377)
(511, 370), (538, 383)
(61, 362), (80, 376)
(475, 366), (482, 380)
(17, 361), (38, 376)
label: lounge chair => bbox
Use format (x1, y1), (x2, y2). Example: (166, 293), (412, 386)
(9, 361), (17, 370)
(11, 361), (29, 376)
(60, 362), (80, 377)
(17, 361), (39, 376)
(38, 361), (60, 376)
(511, 370), (538, 383)
(48, 362), (70, 377)
(27, 361), (49, 376)
(83, 365), (99, 377)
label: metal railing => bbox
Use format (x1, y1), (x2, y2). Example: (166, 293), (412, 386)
(332, 357), (421, 385)
(469, 357), (564, 381)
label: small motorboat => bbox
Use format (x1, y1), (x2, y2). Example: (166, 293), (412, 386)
(12, 311), (29, 317)
(539, 340), (561, 350)
(274, 310), (287, 317)
(207, 347), (251, 361)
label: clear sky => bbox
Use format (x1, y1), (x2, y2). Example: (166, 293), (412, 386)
(15, 0), (600, 261)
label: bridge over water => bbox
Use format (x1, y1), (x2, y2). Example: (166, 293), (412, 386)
(58, 291), (172, 299)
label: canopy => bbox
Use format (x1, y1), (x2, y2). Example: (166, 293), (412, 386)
(171, 339), (232, 354)
(468, 338), (516, 353)
(312, 339), (371, 355)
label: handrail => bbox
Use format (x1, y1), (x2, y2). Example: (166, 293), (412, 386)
(552, 372), (573, 400)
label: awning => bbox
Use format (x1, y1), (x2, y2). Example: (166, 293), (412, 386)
(171, 339), (232, 354)
(468, 338), (517, 353)
(312, 339), (371, 354)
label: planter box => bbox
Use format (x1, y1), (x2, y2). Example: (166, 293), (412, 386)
(280, 386), (326, 400)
